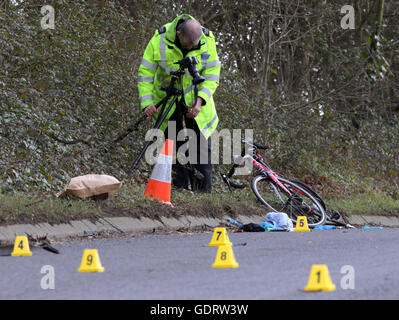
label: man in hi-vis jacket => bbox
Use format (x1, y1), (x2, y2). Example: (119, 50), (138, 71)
(138, 14), (221, 193)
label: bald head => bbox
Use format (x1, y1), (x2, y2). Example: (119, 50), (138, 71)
(177, 19), (202, 49)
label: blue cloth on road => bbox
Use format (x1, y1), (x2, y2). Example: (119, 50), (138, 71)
(263, 212), (294, 231)
(362, 226), (384, 229)
(313, 225), (337, 230)
(226, 217), (243, 228)
(260, 221), (284, 231)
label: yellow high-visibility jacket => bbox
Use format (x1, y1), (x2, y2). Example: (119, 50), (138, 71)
(138, 14), (221, 140)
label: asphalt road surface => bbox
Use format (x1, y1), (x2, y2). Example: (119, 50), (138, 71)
(1, 228), (399, 300)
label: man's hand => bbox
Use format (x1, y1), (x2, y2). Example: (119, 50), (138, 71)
(186, 97), (203, 119)
(144, 105), (158, 118)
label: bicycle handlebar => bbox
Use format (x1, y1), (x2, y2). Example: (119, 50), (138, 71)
(228, 180), (246, 189)
(241, 139), (269, 150)
(220, 167), (246, 192)
(221, 139), (269, 192)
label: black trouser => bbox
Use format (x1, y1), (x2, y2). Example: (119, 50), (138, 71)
(164, 101), (212, 193)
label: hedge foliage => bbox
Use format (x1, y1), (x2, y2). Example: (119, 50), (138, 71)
(1, 0), (398, 195)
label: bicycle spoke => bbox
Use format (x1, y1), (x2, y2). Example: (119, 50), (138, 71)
(251, 175), (326, 227)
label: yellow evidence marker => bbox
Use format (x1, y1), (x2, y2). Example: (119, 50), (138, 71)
(212, 245), (239, 268)
(294, 216), (311, 232)
(11, 236), (32, 256)
(78, 249), (105, 272)
(304, 264), (336, 292)
(208, 227), (232, 247)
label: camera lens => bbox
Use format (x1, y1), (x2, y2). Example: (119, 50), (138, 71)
(175, 57), (205, 85)
(189, 65), (205, 85)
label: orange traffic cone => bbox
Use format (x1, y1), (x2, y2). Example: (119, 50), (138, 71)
(144, 139), (174, 207)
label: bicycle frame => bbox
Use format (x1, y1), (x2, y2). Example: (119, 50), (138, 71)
(250, 152), (292, 195)
(223, 140), (351, 227)
(240, 142), (293, 196)
(243, 145), (317, 215)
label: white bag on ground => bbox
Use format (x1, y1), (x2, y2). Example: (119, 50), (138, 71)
(265, 212), (294, 231)
(56, 174), (122, 199)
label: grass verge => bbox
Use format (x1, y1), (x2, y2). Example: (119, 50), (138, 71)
(0, 184), (265, 226)
(327, 191), (399, 217)
(0, 182), (398, 227)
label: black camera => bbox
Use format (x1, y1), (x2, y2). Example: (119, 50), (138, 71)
(175, 57), (205, 85)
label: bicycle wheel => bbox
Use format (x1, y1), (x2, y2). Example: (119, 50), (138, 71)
(289, 179), (326, 211)
(251, 175), (326, 227)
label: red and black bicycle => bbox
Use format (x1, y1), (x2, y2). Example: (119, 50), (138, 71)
(221, 139), (330, 227)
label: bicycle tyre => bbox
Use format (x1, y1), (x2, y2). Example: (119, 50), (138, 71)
(288, 179), (326, 211)
(251, 175), (326, 227)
